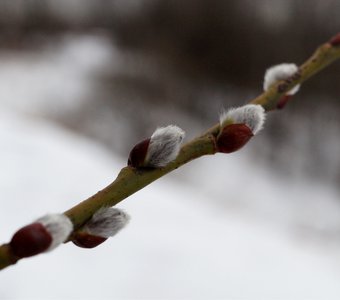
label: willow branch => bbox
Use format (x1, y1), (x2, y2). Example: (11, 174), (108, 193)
(1, 33), (340, 271)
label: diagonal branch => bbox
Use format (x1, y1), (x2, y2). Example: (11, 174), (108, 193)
(1, 33), (340, 271)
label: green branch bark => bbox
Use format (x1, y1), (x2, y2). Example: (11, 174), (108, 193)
(65, 134), (217, 228)
(1, 33), (340, 271)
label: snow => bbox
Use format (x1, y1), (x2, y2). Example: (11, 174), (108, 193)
(0, 34), (114, 116)
(1, 34), (340, 299)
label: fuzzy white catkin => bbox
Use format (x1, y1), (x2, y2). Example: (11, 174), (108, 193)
(36, 214), (73, 251)
(146, 125), (185, 167)
(219, 104), (266, 135)
(263, 63), (300, 95)
(85, 207), (130, 238)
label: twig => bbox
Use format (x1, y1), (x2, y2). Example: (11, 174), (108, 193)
(1, 33), (339, 271)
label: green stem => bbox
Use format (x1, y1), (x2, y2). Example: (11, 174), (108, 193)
(65, 134), (217, 228)
(0, 245), (18, 270)
(1, 33), (340, 271)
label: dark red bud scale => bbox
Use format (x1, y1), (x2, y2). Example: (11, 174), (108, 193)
(127, 138), (150, 168)
(329, 33), (340, 46)
(277, 95), (292, 110)
(10, 223), (52, 258)
(217, 124), (253, 153)
(72, 232), (107, 249)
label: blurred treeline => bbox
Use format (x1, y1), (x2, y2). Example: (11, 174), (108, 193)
(0, 0), (340, 184)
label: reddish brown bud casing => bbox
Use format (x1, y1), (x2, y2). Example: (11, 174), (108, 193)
(127, 138), (150, 168)
(10, 223), (52, 258)
(329, 33), (340, 46)
(72, 232), (107, 249)
(277, 95), (292, 110)
(217, 124), (253, 153)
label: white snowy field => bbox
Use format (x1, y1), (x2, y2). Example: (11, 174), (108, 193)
(1, 34), (340, 299)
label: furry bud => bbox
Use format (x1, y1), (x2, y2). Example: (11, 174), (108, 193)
(219, 104), (265, 135)
(128, 125), (185, 168)
(217, 104), (265, 153)
(36, 214), (73, 251)
(72, 207), (129, 249)
(9, 214), (73, 258)
(264, 63), (300, 96)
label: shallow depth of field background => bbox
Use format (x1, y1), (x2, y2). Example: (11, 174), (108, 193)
(1, 1), (340, 299)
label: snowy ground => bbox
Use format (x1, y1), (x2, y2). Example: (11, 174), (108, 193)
(1, 34), (340, 299)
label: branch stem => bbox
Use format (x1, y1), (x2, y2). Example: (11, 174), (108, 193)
(64, 134), (217, 228)
(1, 34), (340, 271)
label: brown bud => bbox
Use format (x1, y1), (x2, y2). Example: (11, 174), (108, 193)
(72, 232), (107, 249)
(127, 138), (150, 168)
(277, 95), (292, 110)
(10, 223), (52, 258)
(217, 124), (253, 153)
(329, 33), (340, 46)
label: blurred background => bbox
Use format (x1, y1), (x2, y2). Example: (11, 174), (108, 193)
(1, 0), (340, 299)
